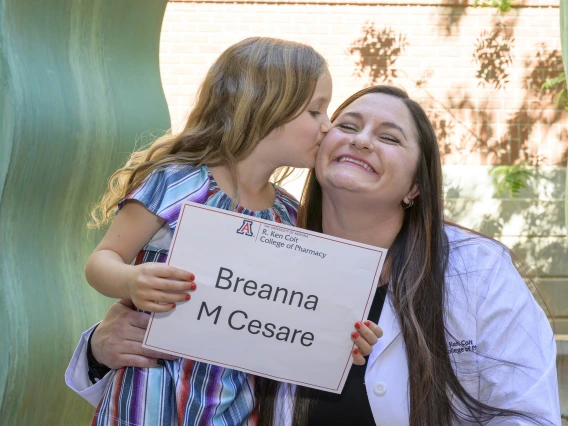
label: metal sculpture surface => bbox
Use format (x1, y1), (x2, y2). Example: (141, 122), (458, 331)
(0, 0), (170, 423)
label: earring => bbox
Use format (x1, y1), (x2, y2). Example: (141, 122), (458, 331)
(402, 198), (414, 209)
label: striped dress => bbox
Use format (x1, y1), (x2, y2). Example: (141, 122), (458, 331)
(92, 164), (299, 426)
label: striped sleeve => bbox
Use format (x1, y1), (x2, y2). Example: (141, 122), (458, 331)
(118, 164), (210, 230)
(274, 185), (299, 226)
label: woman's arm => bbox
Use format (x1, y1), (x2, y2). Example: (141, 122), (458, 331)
(65, 300), (179, 406)
(90, 299), (178, 368)
(85, 201), (196, 311)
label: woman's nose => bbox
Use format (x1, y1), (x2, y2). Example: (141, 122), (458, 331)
(350, 134), (373, 151)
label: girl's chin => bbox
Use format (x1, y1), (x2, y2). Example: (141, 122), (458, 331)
(295, 153), (318, 169)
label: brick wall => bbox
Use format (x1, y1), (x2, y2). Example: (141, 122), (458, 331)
(161, 0), (566, 167)
(159, 5), (568, 411)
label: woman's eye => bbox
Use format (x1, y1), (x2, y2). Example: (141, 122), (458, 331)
(337, 124), (357, 131)
(381, 135), (400, 143)
(309, 110), (321, 117)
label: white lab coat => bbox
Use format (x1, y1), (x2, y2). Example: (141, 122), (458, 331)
(66, 226), (561, 425)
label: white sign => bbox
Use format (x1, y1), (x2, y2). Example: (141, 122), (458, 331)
(143, 202), (387, 393)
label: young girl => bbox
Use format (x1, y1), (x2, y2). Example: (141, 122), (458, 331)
(86, 37), (381, 426)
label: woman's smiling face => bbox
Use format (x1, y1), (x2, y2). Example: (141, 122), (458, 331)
(315, 92), (421, 207)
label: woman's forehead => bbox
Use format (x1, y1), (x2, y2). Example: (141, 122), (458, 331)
(341, 93), (410, 119)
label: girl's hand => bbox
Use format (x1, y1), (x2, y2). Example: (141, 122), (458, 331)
(351, 320), (383, 365)
(127, 263), (197, 312)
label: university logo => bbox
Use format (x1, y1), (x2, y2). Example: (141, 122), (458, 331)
(236, 219), (254, 237)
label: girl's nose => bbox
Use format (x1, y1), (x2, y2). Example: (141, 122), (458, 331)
(321, 116), (333, 133)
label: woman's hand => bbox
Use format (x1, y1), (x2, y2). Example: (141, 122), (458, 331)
(91, 299), (179, 369)
(351, 320), (383, 365)
(127, 263), (197, 312)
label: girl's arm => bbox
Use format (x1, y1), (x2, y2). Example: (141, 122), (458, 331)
(85, 201), (196, 312)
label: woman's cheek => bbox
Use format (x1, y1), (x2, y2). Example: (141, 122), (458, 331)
(321, 131), (346, 152)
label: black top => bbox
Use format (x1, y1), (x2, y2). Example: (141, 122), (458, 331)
(306, 285), (388, 426)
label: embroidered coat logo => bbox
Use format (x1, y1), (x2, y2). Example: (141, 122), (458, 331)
(447, 339), (477, 355)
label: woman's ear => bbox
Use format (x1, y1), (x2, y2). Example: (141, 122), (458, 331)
(408, 183), (420, 199)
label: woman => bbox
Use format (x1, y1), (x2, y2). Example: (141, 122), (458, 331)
(257, 85), (560, 425)
(66, 86), (560, 425)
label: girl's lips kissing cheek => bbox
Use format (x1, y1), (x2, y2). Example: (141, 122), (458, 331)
(335, 156), (376, 173)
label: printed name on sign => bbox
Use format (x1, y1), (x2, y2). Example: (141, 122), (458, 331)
(215, 267), (319, 310)
(197, 301), (315, 347)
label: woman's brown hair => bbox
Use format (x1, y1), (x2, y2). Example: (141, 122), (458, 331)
(89, 37), (327, 228)
(258, 85), (544, 425)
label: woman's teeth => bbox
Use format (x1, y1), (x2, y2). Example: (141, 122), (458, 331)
(337, 157), (373, 172)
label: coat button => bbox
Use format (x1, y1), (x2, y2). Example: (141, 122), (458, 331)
(373, 382), (387, 396)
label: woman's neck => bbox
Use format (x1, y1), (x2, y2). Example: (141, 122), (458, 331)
(322, 193), (401, 285)
(321, 192), (404, 250)
(208, 151), (278, 211)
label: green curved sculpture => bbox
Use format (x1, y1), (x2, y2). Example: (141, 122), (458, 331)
(0, 0), (170, 423)
(562, 0), (568, 234)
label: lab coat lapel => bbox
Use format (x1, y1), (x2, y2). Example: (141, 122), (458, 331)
(368, 294), (401, 368)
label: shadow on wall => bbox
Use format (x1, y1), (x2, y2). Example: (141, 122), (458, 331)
(501, 44), (566, 165)
(347, 18), (567, 167)
(473, 24), (515, 90)
(437, 0), (469, 36)
(347, 23), (408, 85)
(442, 36), (564, 165)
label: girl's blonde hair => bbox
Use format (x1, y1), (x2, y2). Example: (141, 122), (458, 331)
(89, 37), (328, 228)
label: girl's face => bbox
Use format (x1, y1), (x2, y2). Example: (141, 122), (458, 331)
(263, 72), (333, 169)
(315, 93), (421, 207)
